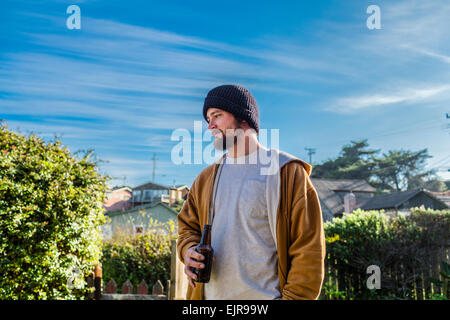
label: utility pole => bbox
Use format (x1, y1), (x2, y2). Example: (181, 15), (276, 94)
(446, 113), (450, 135)
(152, 153), (156, 183)
(305, 147), (316, 164)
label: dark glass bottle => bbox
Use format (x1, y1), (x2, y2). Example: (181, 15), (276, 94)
(191, 224), (214, 283)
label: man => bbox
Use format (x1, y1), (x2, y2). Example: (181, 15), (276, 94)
(177, 84), (325, 300)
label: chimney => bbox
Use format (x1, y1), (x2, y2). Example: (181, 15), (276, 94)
(344, 192), (356, 213)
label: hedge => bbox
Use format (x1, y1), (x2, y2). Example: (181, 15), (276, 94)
(0, 122), (108, 299)
(100, 220), (177, 293)
(322, 208), (450, 300)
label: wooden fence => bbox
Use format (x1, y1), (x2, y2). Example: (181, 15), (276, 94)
(89, 239), (188, 300)
(100, 278), (168, 300)
(93, 237), (448, 300)
(321, 248), (449, 300)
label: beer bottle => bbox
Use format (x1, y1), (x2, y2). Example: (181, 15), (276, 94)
(192, 224), (214, 283)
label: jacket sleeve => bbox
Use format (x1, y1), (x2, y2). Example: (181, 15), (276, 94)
(177, 180), (202, 264)
(282, 163), (326, 300)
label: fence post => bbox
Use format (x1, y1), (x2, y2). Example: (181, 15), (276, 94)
(137, 280), (148, 295)
(94, 264), (102, 300)
(105, 278), (117, 294)
(166, 279), (171, 298)
(169, 239), (176, 300)
(152, 280), (164, 295)
(170, 238), (189, 299)
(122, 279), (134, 294)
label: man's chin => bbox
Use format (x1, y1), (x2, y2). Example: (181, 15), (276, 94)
(213, 137), (227, 150)
(213, 136), (237, 150)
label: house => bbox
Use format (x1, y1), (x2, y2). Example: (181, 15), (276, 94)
(101, 180), (190, 238)
(168, 185), (190, 206)
(311, 178), (377, 221)
(429, 190), (450, 208)
(130, 181), (170, 208)
(102, 201), (179, 239)
(359, 189), (449, 217)
(103, 187), (132, 212)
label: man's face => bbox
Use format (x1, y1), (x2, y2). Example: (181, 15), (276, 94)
(206, 107), (242, 150)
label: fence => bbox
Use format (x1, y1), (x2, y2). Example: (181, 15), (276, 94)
(94, 236), (448, 300)
(90, 239), (188, 300)
(101, 278), (168, 300)
(321, 248), (449, 300)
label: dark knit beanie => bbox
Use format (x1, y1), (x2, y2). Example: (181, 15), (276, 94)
(203, 84), (259, 134)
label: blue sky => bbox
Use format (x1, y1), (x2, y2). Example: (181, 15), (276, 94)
(1, 0), (449, 188)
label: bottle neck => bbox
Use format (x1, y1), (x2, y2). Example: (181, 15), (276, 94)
(199, 224), (212, 245)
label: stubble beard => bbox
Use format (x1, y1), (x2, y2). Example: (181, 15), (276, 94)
(213, 131), (238, 150)
(212, 125), (242, 151)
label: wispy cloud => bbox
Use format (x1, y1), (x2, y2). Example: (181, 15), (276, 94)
(2, 1), (450, 185)
(404, 46), (450, 64)
(328, 84), (450, 113)
(321, 0), (450, 113)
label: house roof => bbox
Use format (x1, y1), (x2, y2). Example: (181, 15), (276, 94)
(311, 178), (377, 193)
(105, 200), (178, 217)
(170, 184), (189, 190)
(111, 186), (132, 192)
(105, 187), (132, 196)
(429, 190), (450, 207)
(359, 189), (449, 210)
(311, 178), (376, 220)
(133, 181), (169, 191)
(360, 189), (421, 210)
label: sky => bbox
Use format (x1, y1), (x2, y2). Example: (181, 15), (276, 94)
(1, 0), (449, 188)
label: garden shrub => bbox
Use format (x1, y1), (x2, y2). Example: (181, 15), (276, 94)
(0, 123), (108, 299)
(322, 208), (450, 300)
(100, 220), (177, 293)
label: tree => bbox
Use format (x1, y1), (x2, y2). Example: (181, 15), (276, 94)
(445, 180), (450, 191)
(0, 122), (108, 299)
(312, 139), (435, 193)
(372, 149), (433, 191)
(311, 140), (378, 180)
(425, 179), (448, 192)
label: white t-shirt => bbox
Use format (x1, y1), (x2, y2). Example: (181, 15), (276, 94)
(204, 147), (281, 300)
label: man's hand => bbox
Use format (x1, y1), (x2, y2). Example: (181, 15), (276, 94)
(184, 246), (205, 288)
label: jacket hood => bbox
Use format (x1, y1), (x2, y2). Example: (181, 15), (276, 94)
(276, 149), (312, 176)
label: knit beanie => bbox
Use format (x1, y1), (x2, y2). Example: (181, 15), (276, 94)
(203, 84), (259, 134)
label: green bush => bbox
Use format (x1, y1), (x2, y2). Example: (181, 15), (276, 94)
(322, 208), (450, 300)
(101, 221), (176, 293)
(0, 123), (108, 299)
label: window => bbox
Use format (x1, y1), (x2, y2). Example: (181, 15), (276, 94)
(133, 190), (141, 201)
(143, 190), (151, 201)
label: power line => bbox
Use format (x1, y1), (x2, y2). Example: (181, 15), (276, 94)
(428, 155), (450, 169)
(110, 175), (127, 187)
(311, 118), (441, 149)
(152, 153), (156, 183)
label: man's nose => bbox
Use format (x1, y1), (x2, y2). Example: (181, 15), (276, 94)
(208, 120), (216, 131)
